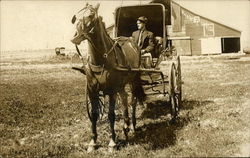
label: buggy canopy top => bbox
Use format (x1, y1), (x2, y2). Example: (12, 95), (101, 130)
(114, 4), (166, 41)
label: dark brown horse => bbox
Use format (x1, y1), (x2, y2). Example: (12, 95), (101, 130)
(71, 3), (145, 152)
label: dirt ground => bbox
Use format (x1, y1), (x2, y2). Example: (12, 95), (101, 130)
(0, 52), (250, 157)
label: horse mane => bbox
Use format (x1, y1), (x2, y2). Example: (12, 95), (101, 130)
(85, 14), (140, 70)
(90, 16), (124, 67)
(96, 16), (114, 45)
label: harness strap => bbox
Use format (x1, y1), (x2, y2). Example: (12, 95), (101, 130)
(87, 63), (106, 90)
(88, 62), (104, 73)
(103, 40), (119, 58)
(75, 44), (83, 61)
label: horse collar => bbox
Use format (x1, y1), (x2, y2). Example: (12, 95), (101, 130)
(88, 63), (105, 73)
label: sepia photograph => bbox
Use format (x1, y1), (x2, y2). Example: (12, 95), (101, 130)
(1, 0), (250, 157)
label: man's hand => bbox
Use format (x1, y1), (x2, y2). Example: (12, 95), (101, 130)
(141, 49), (146, 54)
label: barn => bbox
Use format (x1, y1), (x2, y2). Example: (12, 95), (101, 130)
(106, 0), (241, 56)
(170, 1), (241, 55)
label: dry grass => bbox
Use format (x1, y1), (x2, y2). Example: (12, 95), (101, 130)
(0, 52), (250, 157)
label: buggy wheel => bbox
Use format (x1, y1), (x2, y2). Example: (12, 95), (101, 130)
(85, 86), (105, 121)
(85, 84), (92, 121)
(169, 62), (180, 119)
(176, 55), (182, 107)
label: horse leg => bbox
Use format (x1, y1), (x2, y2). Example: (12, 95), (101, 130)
(108, 93), (117, 152)
(130, 73), (146, 133)
(131, 95), (137, 133)
(87, 94), (99, 153)
(118, 89), (130, 140)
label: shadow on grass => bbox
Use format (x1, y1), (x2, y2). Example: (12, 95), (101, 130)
(128, 118), (186, 150)
(140, 99), (213, 119)
(181, 99), (214, 110)
(123, 99), (214, 150)
(140, 100), (171, 119)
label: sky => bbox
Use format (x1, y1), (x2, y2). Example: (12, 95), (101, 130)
(1, 0), (249, 52)
(0, 1), (148, 52)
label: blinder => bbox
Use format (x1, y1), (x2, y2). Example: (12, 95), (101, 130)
(71, 3), (99, 44)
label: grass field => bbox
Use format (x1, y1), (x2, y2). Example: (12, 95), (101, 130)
(0, 51), (250, 157)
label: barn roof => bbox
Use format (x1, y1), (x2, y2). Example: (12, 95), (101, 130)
(106, 0), (242, 33)
(172, 1), (241, 33)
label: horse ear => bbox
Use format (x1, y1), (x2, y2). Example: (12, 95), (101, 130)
(71, 15), (76, 24)
(99, 16), (103, 21)
(94, 3), (100, 11)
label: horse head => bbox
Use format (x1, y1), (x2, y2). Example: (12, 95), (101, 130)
(71, 3), (100, 45)
(70, 3), (139, 68)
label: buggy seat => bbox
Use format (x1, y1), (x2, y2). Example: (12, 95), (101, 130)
(114, 4), (166, 69)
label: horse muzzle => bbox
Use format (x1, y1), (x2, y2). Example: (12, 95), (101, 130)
(71, 32), (86, 45)
(71, 20), (87, 45)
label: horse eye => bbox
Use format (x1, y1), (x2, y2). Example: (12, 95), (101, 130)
(88, 14), (94, 18)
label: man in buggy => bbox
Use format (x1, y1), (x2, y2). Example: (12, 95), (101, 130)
(132, 16), (155, 68)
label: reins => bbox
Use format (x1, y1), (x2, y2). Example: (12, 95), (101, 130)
(75, 23), (120, 65)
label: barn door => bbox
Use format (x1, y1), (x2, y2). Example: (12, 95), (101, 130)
(201, 37), (222, 55)
(221, 37), (240, 53)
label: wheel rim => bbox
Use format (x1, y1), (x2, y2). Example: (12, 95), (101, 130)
(85, 87), (105, 121)
(85, 85), (92, 121)
(169, 62), (180, 118)
(176, 55), (182, 106)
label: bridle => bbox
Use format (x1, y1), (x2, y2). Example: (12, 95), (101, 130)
(73, 5), (98, 40)
(73, 5), (99, 59)
(73, 6), (119, 63)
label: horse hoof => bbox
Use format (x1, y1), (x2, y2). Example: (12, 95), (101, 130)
(130, 125), (136, 134)
(87, 139), (97, 153)
(170, 116), (180, 125)
(108, 146), (116, 153)
(123, 127), (130, 140)
(87, 146), (95, 153)
(108, 139), (116, 153)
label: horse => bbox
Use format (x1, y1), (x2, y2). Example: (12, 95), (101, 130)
(70, 3), (146, 152)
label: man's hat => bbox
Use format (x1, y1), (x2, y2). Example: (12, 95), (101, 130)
(137, 16), (148, 23)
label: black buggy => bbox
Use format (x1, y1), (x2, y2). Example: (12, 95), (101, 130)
(113, 4), (182, 118)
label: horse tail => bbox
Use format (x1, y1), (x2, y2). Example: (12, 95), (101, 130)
(132, 73), (146, 103)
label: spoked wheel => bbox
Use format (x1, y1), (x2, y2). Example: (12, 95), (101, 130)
(85, 84), (92, 121)
(169, 62), (181, 120)
(85, 83), (105, 121)
(176, 55), (182, 107)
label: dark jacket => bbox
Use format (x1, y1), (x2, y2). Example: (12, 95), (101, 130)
(132, 29), (155, 54)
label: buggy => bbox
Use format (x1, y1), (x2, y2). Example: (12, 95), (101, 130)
(113, 3), (182, 118)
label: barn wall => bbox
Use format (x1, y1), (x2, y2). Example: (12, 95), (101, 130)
(185, 25), (203, 55)
(170, 2), (241, 55)
(214, 23), (241, 37)
(172, 39), (192, 55)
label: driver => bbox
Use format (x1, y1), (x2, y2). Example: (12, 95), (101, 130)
(132, 16), (155, 56)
